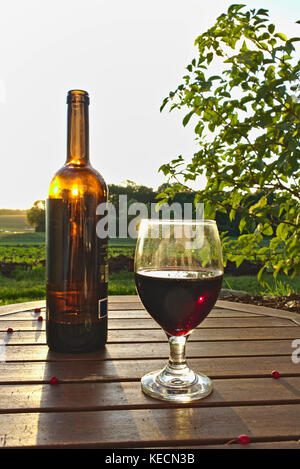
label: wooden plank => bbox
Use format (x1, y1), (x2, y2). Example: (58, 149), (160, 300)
(0, 301), (45, 316)
(1, 309), (264, 320)
(108, 327), (300, 343)
(0, 339), (297, 361)
(0, 296), (141, 314)
(0, 320), (46, 331)
(89, 317), (300, 328)
(109, 296), (141, 303)
(0, 316), (297, 332)
(0, 377), (300, 413)
(1, 404), (300, 448)
(109, 303), (144, 310)
(217, 300), (300, 325)
(1, 296), (298, 323)
(0, 355), (298, 384)
(145, 441), (300, 449)
(109, 309), (265, 318)
(1, 326), (299, 345)
(2, 312), (46, 320)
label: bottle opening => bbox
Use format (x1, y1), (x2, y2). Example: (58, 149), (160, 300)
(67, 90), (90, 104)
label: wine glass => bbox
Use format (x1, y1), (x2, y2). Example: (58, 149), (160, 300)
(134, 219), (223, 402)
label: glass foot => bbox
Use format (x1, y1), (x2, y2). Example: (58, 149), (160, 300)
(141, 367), (213, 402)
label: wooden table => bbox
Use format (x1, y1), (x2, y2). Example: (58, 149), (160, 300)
(0, 296), (300, 450)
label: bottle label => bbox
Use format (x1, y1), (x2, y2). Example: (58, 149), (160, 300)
(98, 298), (108, 319)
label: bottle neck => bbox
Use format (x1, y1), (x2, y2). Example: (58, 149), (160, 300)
(66, 98), (89, 165)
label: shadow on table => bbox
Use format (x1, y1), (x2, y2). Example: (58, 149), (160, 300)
(36, 346), (142, 448)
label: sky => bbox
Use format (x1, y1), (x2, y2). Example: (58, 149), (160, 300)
(0, 0), (299, 209)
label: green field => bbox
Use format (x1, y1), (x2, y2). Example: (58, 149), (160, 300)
(0, 232), (135, 267)
(0, 265), (299, 306)
(0, 214), (32, 233)
(0, 231), (44, 245)
(0, 216), (299, 305)
(0, 221), (138, 304)
(0, 267), (138, 304)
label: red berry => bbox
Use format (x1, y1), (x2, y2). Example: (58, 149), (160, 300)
(271, 370), (280, 379)
(237, 434), (250, 444)
(49, 376), (59, 385)
(34, 308), (41, 313)
(6, 327), (13, 333)
(37, 316), (43, 322)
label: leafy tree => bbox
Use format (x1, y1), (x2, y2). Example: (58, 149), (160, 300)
(158, 4), (300, 284)
(27, 200), (45, 232)
(108, 180), (157, 207)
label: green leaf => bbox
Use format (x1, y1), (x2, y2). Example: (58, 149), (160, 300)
(228, 4), (246, 14)
(263, 225), (273, 236)
(275, 32), (287, 41)
(268, 24), (275, 34)
(256, 8), (269, 16)
(249, 195), (267, 214)
(270, 237), (282, 250)
(239, 218), (246, 233)
(257, 265), (267, 285)
(258, 246), (269, 255)
(276, 223), (289, 240)
(235, 255), (245, 268)
(158, 164), (171, 176)
(268, 38), (277, 47)
(258, 32), (270, 41)
(204, 201), (216, 220)
(182, 111), (194, 127)
(229, 209), (236, 221)
(208, 122), (216, 132)
(206, 52), (213, 64)
(160, 97), (169, 112)
(265, 65), (275, 79)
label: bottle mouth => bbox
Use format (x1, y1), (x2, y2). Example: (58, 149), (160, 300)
(67, 90), (90, 104)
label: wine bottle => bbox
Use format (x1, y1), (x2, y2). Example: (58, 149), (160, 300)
(46, 90), (108, 352)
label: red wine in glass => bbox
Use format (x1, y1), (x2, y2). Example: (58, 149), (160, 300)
(135, 268), (223, 336)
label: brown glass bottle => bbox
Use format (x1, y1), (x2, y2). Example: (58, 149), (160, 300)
(46, 90), (108, 352)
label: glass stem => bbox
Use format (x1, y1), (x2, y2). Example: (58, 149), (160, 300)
(165, 335), (190, 375)
(156, 334), (196, 387)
